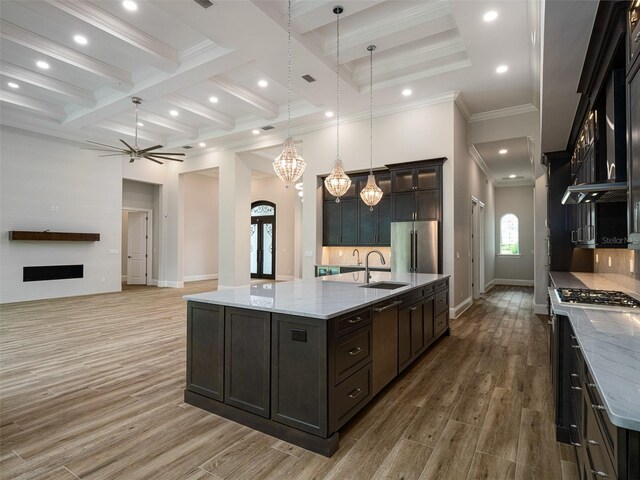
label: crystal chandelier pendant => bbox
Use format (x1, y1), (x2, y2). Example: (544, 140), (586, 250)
(360, 174), (383, 211)
(273, 137), (305, 187)
(324, 157), (351, 202)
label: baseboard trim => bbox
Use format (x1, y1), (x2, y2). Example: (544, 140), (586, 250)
(534, 303), (549, 315)
(121, 275), (127, 282)
(493, 278), (534, 287)
(183, 274), (219, 282)
(451, 296), (473, 319)
(484, 279), (496, 292)
(149, 279), (158, 286)
(157, 280), (184, 288)
(276, 275), (294, 281)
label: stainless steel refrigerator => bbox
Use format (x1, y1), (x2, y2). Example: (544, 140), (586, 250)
(391, 221), (438, 273)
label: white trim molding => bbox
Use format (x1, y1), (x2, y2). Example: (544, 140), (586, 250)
(484, 279), (496, 291)
(469, 104), (538, 123)
(157, 280), (184, 288)
(534, 303), (549, 315)
(276, 275), (294, 281)
(183, 274), (219, 282)
(493, 278), (534, 287)
(450, 296), (473, 319)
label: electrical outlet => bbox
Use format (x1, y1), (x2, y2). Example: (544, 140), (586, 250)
(608, 256), (612, 267)
(596, 254), (599, 263)
(304, 250), (312, 257)
(338, 250), (343, 256)
(630, 259), (634, 273)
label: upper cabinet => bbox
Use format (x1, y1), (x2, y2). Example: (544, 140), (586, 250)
(628, 1), (640, 248)
(388, 159), (445, 222)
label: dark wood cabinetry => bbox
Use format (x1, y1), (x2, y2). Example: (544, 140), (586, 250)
(628, 1), (640, 246)
(186, 302), (224, 401)
(388, 160), (444, 222)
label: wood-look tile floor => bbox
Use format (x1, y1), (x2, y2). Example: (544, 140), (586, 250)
(0, 284), (578, 480)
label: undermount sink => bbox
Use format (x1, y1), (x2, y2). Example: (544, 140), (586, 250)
(360, 282), (409, 290)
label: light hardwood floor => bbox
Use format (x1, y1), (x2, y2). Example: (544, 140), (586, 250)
(0, 283), (578, 480)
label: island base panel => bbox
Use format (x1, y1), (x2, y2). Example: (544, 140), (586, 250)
(184, 389), (339, 457)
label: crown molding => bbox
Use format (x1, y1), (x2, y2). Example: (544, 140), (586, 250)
(469, 103), (538, 123)
(468, 144), (496, 186)
(43, 0), (179, 72)
(0, 20), (132, 92)
(209, 75), (279, 120)
(453, 92), (471, 122)
(365, 59), (472, 93)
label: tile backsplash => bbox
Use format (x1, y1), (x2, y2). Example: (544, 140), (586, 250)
(593, 249), (638, 279)
(321, 246), (391, 267)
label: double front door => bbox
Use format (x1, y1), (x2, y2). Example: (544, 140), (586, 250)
(250, 202), (275, 279)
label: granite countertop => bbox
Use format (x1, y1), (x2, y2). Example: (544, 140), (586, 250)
(316, 264), (391, 271)
(184, 272), (448, 320)
(548, 272), (640, 431)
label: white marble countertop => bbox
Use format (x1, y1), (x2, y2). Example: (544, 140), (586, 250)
(548, 272), (640, 431)
(184, 272), (448, 320)
(316, 264), (391, 271)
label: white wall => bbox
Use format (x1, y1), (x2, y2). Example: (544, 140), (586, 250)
(183, 173), (218, 281)
(121, 210), (128, 278)
(251, 176), (301, 280)
(0, 128), (122, 303)
(494, 185), (535, 283)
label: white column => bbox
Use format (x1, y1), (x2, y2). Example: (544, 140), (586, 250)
(161, 168), (184, 287)
(218, 154), (251, 287)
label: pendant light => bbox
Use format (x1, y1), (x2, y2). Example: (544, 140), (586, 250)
(273, 0), (306, 187)
(359, 45), (383, 211)
(324, 5), (351, 203)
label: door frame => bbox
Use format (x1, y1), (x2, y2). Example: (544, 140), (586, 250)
(251, 201), (276, 280)
(470, 196), (485, 299)
(123, 207), (153, 286)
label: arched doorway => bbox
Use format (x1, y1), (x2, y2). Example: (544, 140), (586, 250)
(250, 201), (276, 279)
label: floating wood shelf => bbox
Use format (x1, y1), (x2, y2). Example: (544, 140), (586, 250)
(9, 231), (100, 242)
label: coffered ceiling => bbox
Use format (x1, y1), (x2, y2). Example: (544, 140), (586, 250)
(0, 0), (539, 167)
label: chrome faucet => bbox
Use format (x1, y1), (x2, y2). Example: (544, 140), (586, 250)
(352, 248), (361, 265)
(365, 250), (386, 284)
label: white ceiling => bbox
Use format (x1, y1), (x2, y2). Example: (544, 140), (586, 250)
(0, 0), (541, 180)
(474, 137), (533, 187)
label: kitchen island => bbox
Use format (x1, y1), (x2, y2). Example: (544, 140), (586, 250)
(549, 272), (640, 479)
(183, 272), (449, 456)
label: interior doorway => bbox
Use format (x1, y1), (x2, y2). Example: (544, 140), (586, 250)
(250, 201), (276, 279)
(470, 197), (485, 299)
(122, 208), (153, 286)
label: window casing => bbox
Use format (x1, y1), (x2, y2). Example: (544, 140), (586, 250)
(500, 214), (519, 255)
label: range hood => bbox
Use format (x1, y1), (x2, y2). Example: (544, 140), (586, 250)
(560, 181), (627, 204)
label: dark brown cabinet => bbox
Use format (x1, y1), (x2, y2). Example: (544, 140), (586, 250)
(358, 195), (391, 245)
(628, 52), (640, 246)
(388, 159), (444, 222)
(186, 302), (224, 401)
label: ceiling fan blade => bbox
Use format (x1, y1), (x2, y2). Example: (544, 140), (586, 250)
(147, 154), (184, 162)
(83, 147), (127, 152)
(142, 154), (163, 164)
(138, 144), (164, 153)
(119, 139), (135, 152)
(86, 140), (123, 150)
(148, 152), (185, 156)
(98, 153), (126, 157)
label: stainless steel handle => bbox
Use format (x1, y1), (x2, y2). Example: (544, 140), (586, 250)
(592, 404), (606, 411)
(348, 316), (364, 324)
(348, 347), (363, 356)
(410, 306), (418, 311)
(569, 335), (580, 349)
(587, 383), (597, 389)
(577, 227), (583, 242)
(348, 387), (362, 399)
(414, 231), (418, 270)
(590, 470), (609, 478)
(587, 439), (600, 446)
(410, 231), (415, 272)
(569, 425), (581, 447)
(571, 230), (577, 242)
(589, 225), (595, 240)
(374, 300), (403, 312)
(569, 374), (582, 391)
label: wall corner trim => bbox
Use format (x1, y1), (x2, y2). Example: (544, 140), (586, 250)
(533, 303), (548, 315)
(450, 295), (473, 319)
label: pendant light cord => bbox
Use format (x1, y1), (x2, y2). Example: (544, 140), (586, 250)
(369, 46), (373, 175)
(287, 0), (292, 138)
(134, 100), (139, 149)
(336, 10), (340, 162)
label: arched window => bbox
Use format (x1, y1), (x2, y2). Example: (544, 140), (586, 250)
(500, 213), (519, 255)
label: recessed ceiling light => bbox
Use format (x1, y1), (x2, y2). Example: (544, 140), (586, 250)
(169, 110), (179, 117)
(402, 88), (412, 97)
(257, 79), (268, 88)
(36, 60), (50, 70)
(7, 82), (19, 89)
(483, 11), (498, 22)
(199, 142), (206, 147)
(122, 0), (138, 11)
(252, 129), (260, 135)
(209, 96), (219, 104)
(499, 149), (508, 154)
(591, 193), (598, 197)
(137, 122), (144, 127)
(496, 65), (509, 74)
(325, 111), (334, 118)
(508, 174), (516, 178)
(73, 34), (88, 45)
(298, 191), (303, 197)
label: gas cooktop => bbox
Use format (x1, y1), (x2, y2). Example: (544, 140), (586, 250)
(556, 288), (640, 309)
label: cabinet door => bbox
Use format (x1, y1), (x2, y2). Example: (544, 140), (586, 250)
(225, 308), (271, 418)
(186, 302), (224, 401)
(372, 304), (398, 395)
(376, 196), (392, 245)
(398, 306), (412, 372)
(323, 200), (340, 245)
(416, 190), (440, 220)
(423, 296), (435, 345)
(393, 192), (416, 221)
(392, 169), (415, 192)
(629, 65), (640, 237)
(358, 200), (376, 245)
(340, 198), (358, 245)
(416, 166), (439, 190)
(410, 302), (425, 356)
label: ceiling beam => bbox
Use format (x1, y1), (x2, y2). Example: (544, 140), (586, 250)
(0, 20), (132, 92)
(209, 75), (279, 119)
(0, 90), (65, 120)
(165, 93), (235, 130)
(43, 0), (179, 73)
(0, 61), (95, 106)
(138, 111), (199, 138)
(92, 120), (166, 145)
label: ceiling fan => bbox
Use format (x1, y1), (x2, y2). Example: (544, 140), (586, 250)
(86, 97), (186, 164)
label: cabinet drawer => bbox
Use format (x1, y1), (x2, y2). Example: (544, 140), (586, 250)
(332, 364), (371, 430)
(333, 308), (371, 338)
(435, 311), (448, 334)
(435, 291), (448, 315)
(585, 402), (616, 479)
(334, 326), (372, 385)
(585, 370), (617, 461)
(399, 288), (423, 306)
(434, 278), (449, 291)
(423, 284), (434, 295)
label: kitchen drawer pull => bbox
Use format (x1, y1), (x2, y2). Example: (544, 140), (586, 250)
(571, 344), (581, 349)
(571, 230), (577, 242)
(587, 383), (597, 389)
(348, 387), (362, 399)
(590, 470), (609, 478)
(569, 374), (582, 391)
(569, 336), (580, 349)
(569, 425), (581, 447)
(373, 300), (403, 312)
(410, 306), (418, 311)
(587, 439), (600, 446)
(348, 316), (364, 324)
(592, 404), (606, 411)
(570, 385), (582, 391)
(348, 347), (363, 356)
